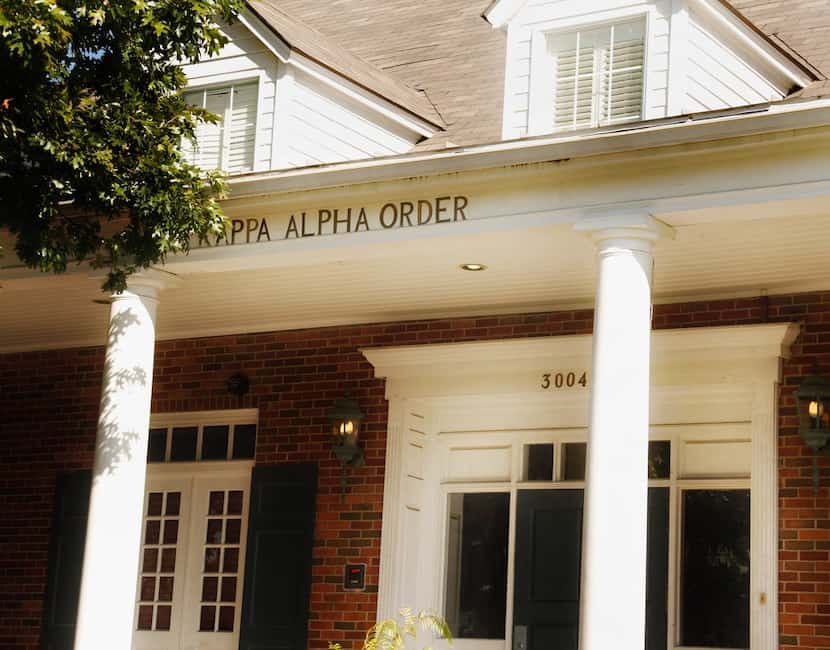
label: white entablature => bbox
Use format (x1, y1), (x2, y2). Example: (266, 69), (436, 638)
(485, 0), (815, 139)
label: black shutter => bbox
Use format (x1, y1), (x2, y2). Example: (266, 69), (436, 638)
(239, 463), (318, 650)
(41, 470), (91, 650)
(646, 487), (670, 650)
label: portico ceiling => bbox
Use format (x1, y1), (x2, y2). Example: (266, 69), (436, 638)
(1, 208), (828, 353)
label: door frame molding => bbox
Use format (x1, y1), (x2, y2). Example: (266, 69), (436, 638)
(365, 324), (797, 650)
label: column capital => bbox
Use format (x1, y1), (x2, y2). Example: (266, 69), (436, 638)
(574, 212), (675, 247)
(125, 267), (183, 296)
(92, 267), (183, 301)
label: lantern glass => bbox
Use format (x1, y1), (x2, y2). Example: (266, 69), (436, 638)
(332, 419), (360, 445)
(327, 397), (365, 449)
(795, 375), (830, 450)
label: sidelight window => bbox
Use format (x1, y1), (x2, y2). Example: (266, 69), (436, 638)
(444, 492), (510, 640)
(680, 490), (750, 648)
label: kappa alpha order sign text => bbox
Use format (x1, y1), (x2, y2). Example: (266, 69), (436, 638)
(201, 195), (470, 246)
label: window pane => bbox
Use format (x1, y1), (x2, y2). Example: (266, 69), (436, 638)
(648, 441), (671, 479)
(202, 425), (229, 460)
(200, 605), (216, 632)
(202, 576), (219, 602)
(525, 444), (554, 481)
(218, 605), (235, 632)
(147, 428), (167, 463)
(562, 442), (586, 481)
(137, 605), (153, 630)
(681, 490), (750, 648)
(170, 427), (197, 462)
(155, 605), (171, 631)
(444, 493), (509, 639)
(232, 424), (256, 459)
(147, 492), (163, 517)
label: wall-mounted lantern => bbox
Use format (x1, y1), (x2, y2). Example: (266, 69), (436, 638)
(328, 396), (365, 498)
(226, 372), (250, 398)
(795, 373), (830, 490)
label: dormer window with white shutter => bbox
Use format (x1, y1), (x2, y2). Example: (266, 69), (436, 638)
(528, 19), (646, 136)
(183, 82), (259, 174)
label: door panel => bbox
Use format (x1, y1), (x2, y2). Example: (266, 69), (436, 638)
(513, 490), (583, 650)
(513, 488), (669, 650)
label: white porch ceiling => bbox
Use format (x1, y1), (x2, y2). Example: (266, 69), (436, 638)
(1, 210), (829, 353)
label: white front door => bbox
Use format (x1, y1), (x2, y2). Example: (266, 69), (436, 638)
(133, 467), (251, 650)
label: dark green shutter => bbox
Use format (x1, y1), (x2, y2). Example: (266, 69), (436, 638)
(239, 463), (318, 650)
(41, 470), (91, 650)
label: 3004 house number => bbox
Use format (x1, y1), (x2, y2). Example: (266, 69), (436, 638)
(541, 371), (588, 390)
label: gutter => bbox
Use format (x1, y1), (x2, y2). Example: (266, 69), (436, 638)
(226, 98), (830, 200)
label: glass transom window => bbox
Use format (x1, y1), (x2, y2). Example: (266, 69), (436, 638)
(548, 19), (645, 131)
(183, 82), (258, 174)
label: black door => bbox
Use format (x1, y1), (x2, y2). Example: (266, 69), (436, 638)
(513, 490), (583, 650)
(513, 488), (669, 650)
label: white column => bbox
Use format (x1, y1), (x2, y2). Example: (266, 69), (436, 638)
(576, 217), (670, 650)
(74, 270), (178, 650)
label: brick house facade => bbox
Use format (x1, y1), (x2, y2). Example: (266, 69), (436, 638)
(2, 291), (828, 650)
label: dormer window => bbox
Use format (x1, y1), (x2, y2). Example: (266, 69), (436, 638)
(527, 18), (646, 136)
(183, 82), (258, 174)
(549, 20), (645, 131)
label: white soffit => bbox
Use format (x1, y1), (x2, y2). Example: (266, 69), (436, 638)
(0, 211), (829, 353)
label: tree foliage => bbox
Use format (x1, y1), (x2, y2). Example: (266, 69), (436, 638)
(0, 0), (244, 291)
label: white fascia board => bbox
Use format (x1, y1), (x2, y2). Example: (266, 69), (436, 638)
(361, 323), (799, 379)
(285, 51), (438, 138)
(690, 0), (815, 90)
(483, 0), (528, 29)
(236, 9), (291, 62)
(236, 9), (437, 139)
(227, 98), (830, 200)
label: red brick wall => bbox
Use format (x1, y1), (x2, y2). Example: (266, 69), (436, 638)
(1, 292), (828, 650)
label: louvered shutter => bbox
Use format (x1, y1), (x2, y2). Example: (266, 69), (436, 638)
(198, 88), (229, 171)
(183, 82), (258, 173)
(553, 43), (595, 131)
(225, 83), (258, 174)
(549, 20), (644, 132)
(601, 31), (645, 125)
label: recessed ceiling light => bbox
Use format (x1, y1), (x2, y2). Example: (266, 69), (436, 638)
(460, 263), (487, 272)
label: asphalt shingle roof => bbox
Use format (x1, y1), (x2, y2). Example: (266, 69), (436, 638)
(253, 0), (829, 148)
(248, 0), (445, 127)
